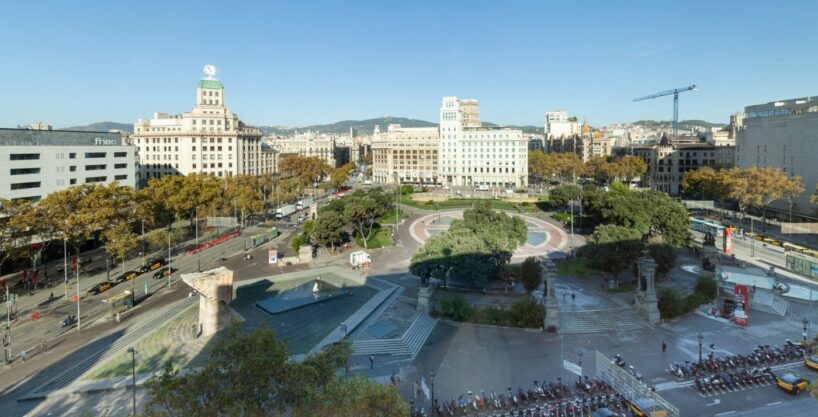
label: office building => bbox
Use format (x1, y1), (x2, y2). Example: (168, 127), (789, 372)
(736, 96), (818, 212)
(268, 132), (339, 168)
(371, 124), (439, 185)
(132, 65), (268, 186)
(544, 110), (579, 149)
(633, 134), (734, 195)
(439, 97), (528, 188)
(0, 128), (135, 201)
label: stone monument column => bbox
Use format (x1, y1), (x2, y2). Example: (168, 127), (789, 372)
(181, 266), (235, 338)
(542, 259), (560, 332)
(637, 257), (661, 324)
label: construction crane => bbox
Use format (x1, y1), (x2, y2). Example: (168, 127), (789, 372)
(633, 84), (698, 135)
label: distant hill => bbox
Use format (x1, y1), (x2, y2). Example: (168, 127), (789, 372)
(260, 117), (543, 136)
(258, 117), (436, 136)
(632, 119), (726, 130)
(62, 121), (133, 133)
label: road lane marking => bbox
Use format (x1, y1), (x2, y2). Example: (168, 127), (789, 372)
(766, 401), (782, 406)
(715, 411), (735, 416)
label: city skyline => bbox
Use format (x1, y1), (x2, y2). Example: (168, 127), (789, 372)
(2, 1), (817, 128)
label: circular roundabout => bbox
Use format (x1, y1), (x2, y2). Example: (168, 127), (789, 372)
(408, 210), (569, 259)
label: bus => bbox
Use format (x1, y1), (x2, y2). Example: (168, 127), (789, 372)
(690, 217), (725, 237)
(786, 251), (818, 281)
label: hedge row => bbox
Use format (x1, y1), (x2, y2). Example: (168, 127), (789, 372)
(658, 275), (716, 320)
(436, 295), (545, 329)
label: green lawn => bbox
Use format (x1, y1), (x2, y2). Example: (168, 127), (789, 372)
(354, 225), (393, 249)
(377, 208), (407, 225)
(400, 195), (544, 213)
(556, 258), (602, 278)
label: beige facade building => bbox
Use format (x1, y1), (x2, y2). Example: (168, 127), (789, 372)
(132, 66), (271, 186)
(547, 120), (614, 162)
(371, 124), (439, 185)
(633, 134), (735, 195)
(267, 132), (340, 168)
(439, 97), (528, 188)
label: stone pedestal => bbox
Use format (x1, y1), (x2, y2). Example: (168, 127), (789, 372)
(542, 260), (560, 332)
(298, 245), (313, 263)
(417, 284), (433, 313)
(636, 257), (661, 324)
(181, 267), (235, 338)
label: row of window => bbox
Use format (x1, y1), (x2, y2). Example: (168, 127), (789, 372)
(9, 174), (129, 191)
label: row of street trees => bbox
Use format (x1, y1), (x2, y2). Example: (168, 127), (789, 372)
(682, 166), (805, 222)
(528, 152), (648, 185)
(409, 202), (527, 288)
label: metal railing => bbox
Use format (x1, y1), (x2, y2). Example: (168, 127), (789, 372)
(595, 351), (679, 417)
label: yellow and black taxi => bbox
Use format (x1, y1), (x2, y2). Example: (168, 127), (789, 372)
(139, 258), (166, 273)
(775, 372), (810, 394)
(115, 270), (139, 284)
(592, 407), (624, 417)
(153, 267), (177, 279)
(805, 354), (818, 371)
(627, 398), (660, 417)
(88, 280), (115, 295)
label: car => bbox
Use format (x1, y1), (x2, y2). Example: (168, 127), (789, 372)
(115, 270), (139, 283)
(805, 355), (818, 371)
(139, 258), (166, 273)
(775, 372), (810, 394)
(88, 280), (114, 295)
(153, 267), (177, 279)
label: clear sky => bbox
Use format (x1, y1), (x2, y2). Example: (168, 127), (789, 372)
(1, 0), (816, 129)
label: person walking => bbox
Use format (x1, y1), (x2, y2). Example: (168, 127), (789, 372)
(413, 380), (420, 400)
(571, 292), (576, 304)
(662, 341), (667, 353)
(21, 350), (26, 363)
(369, 354), (374, 369)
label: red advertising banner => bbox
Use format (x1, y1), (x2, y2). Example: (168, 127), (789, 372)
(734, 284), (749, 326)
(723, 227), (734, 254)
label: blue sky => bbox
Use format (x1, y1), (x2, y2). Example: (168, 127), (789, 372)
(1, 0), (816, 128)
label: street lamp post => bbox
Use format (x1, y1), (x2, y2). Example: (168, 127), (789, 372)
(803, 318), (809, 343)
(195, 207), (201, 272)
(127, 347), (136, 416)
(393, 172), (400, 242)
(698, 332), (703, 364)
(430, 370), (436, 417)
(569, 200), (575, 258)
(167, 223), (172, 287)
(63, 238), (68, 300)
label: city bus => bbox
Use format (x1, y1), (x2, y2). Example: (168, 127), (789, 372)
(689, 217), (725, 237)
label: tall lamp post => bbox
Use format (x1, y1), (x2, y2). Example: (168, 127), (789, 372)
(393, 172), (400, 242)
(697, 332), (703, 364)
(430, 370), (436, 417)
(127, 347), (137, 416)
(803, 318), (809, 343)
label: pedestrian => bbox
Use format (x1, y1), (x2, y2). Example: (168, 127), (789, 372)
(662, 341), (667, 353)
(571, 292), (576, 303)
(413, 380), (420, 399)
(21, 350), (26, 363)
(116, 312), (121, 324)
(369, 354), (374, 369)
(562, 290), (567, 302)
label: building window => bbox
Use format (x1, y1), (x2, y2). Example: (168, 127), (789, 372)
(10, 153), (39, 160)
(10, 181), (40, 190)
(114, 174), (128, 181)
(85, 164), (107, 171)
(84, 152), (106, 158)
(114, 163), (127, 169)
(69, 153), (76, 159)
(70, 166), (77, 172)
(114, 152), (127, 157)
(85, 176), (107, 183)
(10, 167), (40, 175)
(70, 178), (77, 185)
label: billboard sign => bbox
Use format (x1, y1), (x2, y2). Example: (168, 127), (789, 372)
(734, 284), (749, 326)
(268, 248), (278, 264)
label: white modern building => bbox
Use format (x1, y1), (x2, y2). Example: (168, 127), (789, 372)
(439, 97), (528, 188)
(371, 124), (439, 185)
(736, 96), (818, 212)
(0, 128), (135, 201)
(544, 110), (579, 146)
(132, 65), (271, 186)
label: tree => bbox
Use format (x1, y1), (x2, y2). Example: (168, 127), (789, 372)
(519, 256), (542, 294)
(279, 155), (332, 196)
(580, 225), (644, 283)
(311, 210), (345, 252)
(647, 243), (677, 279)
(329, 162), (357, 189)
(548, 184), (581, 208)
(615, 156), (648, 183)
(343, 189), (391, 249)
(599, 190), (689, 247)
(103, 223), (138, 275)
(223, 174), (264, 224)
(528, 151), (558, 184)
(145, 325), (407, 417)
(0, 199), (35, 275)
(291, 235), (305, 254)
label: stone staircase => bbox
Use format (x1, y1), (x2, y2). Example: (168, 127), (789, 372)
(22, 296), (198, 399)
(351, 313), (437, 359)
(558, 307), (650, 334)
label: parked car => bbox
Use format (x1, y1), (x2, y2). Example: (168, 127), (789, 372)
(775, 372), (810, 394)
(153, 267), (177, 279)
(139, 258), (166, 273)
(115, 270), (139, 283)
(88, 280), (115, 295)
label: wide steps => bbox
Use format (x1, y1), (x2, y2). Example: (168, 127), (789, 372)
(558, 307), (649, 334)
(352, 313), (437, 357)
